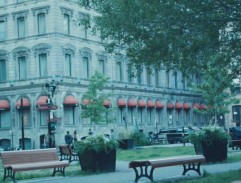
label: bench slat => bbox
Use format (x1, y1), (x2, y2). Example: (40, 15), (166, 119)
(11, 161), (69, 171)
(149, 155), (205, 168)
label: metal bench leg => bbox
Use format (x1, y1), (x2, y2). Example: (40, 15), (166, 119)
(53, 167), (66, 177)
(3, 168), (15, 182)
(182, 162), (202, 176)
(131, 165), (154, 183)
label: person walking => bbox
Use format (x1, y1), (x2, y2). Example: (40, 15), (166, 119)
(73, 130), (80, 142)
(64, 131), (73, 145)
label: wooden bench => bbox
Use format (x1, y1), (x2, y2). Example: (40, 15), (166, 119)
(129, 155), (205, 182)
(229, 140), (241, 150)
(58, 145), (79, 163)
(1, 148), (69, 183)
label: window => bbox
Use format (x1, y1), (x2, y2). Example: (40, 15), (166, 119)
(137, 67), (142, 84)
(182, 74), (186, 90)
(116, 62), (122, 81)
(127, 64), (133, 83)
(155, 69), (159, 87)
(147, 108), (154, 124)
(99, 59), (105, 75)
(39, 110), (48, 126)
(0, 21), (5, 41)
(174, 72), (178, 89)
(146, 68), (151, 86)
(18, 56), (27, 79)
(83, 57), (89, 78)
(17, 17), (25, 38)
(37, 13), (46, 34)
(64, 106), (75, 125)
(0, 59), (6, 82)
(63, 14), (70, 34)
(64, 54), (71, 76)
(39, 53), (47, 77)
(233, 105), (241, 125)
(175, 110), (180, 124)
(0, 111), (11, 128)
(166, 71), (170, 87)
(19, 109), (31, 127)
(184, 110), (189, 124)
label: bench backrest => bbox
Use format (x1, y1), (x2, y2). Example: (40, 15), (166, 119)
(149, 155), (205, 168)
(1, 148), (59, 166)
(59, 145), (71, 155)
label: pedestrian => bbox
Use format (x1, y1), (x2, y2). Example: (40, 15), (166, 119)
(64, 131), (73, 145)
(88, 128), (93, 136)
(73, 130), (80, 142)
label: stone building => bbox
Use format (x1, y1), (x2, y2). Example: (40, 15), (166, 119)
(0, 0), (206, 149)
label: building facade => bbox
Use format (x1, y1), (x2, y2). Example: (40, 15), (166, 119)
(0, 0), (207, 149)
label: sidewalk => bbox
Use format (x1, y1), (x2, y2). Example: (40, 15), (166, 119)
(18, 146), (241, 183)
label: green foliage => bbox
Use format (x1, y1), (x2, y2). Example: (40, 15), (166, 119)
(77, 0), (241, 79)
(191, 54), (239, 119)
(131, 131), (151, 146)
(81, 71), (114, 124)
(118, 129), (133, 139)
(186, 125), (230, 146)
(74, 135), (118, 154)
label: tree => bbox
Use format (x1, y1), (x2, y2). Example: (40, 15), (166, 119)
(77, 0), (241, 124)
(76, 0), (241, 79)
(192, 54), (239, 125)
(81, 71), (113, 124)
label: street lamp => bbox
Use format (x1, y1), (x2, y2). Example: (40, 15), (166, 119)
(44, 81), (57, 148)
(20, 98), (25, 150)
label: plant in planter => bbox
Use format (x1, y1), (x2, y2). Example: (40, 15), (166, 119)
(118, 129), (134, 149)
(74, 135), (118, 172)
(186, 124), (230, 163)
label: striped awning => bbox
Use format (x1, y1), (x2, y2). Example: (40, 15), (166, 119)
(64, 95), (79, 105)
(0, 100), (10, 110)
(16, 98), (31, 108)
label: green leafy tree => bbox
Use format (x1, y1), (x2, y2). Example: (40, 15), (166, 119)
(76, 0), (241, 124)
(81, 71), (114, 124)
(76, 0), (241, 78)
(192, 54), (239, 124)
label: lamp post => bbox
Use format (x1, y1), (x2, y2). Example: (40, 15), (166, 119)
(45, 81), (57, 148)
(20, 98), (25, 150)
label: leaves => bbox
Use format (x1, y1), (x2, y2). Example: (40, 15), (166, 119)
(81, 71), (112, 124)
(77, 0), (241, 77)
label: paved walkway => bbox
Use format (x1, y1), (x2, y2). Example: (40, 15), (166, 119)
(18, 146), (241, 183)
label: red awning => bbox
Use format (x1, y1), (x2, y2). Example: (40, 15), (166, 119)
(36, 96), (48, 106)
(167, 102), (174, 109)
(117, 98), (126, 107)
(64, 95), (79, 105)
(137, 99), (146, 108)
(128, 98), (137, 107)
(193, 103), (199, 109)
(147, 100), (155, 108)
(82, 99), (90, 105)
(0, 99), (10, 110)
(16, 98), (31, 108)
(183, 102), (191, 110)
(103, 100), (112, 107)
(199, 104), (206, 110)
(175, 102), (183, 109)
(155, 100), (164, 109)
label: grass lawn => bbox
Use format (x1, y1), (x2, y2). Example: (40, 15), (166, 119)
(117, 146), (196, 161)
(0, 146), (241, 182)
